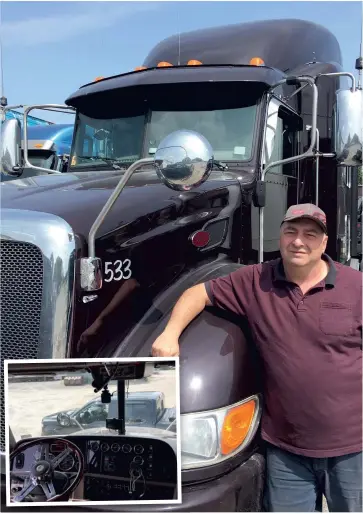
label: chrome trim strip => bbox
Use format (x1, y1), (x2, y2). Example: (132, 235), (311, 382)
(0, 208), (76, 359)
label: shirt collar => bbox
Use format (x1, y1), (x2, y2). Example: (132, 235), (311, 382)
(273, 253), (336, 288)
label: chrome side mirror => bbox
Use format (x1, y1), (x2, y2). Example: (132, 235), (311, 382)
(57, 412), (72, 427)
(80, 129), (214, 294)
(154, 129), (214, 191)
(1, 119), (22, 176)
(333, 89), (362, 167)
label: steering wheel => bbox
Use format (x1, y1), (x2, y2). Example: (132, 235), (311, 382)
(9, 437), (85, 503)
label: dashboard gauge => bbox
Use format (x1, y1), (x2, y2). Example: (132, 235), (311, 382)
(133, 455), (144, 465)
(90, 442), (100, 452)
(58, 454), (75, 472)
(100, 443), (110, 452)
(50, 442), (66, 453)
(134, 445), (144, 455)
(111, 443), (121, 453)
(122, 444), (132, 453)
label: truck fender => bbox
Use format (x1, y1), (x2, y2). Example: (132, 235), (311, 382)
(113, 257), (263, 414)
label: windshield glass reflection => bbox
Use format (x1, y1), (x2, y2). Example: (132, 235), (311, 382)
(8, 363), (176, 441)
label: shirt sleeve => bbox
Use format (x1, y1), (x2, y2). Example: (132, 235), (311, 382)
(205, 266), (252, 317)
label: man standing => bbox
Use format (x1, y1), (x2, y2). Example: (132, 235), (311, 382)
(152, 204), (362, 512)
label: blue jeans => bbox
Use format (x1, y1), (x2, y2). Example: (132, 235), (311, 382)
(263, 443), (362, 512)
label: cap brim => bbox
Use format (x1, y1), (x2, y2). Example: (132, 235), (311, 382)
(282, 215), (327, 234)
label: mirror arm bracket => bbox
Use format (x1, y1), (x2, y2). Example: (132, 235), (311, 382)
(22, 104), (75, 175)
(79, 158), (154, 294)
(258, 75), (318, 263)
(316, 72), (356, 92)
(88, 158), (154, 259)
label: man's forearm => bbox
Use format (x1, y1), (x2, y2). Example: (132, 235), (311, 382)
(163, 283), (210, 338)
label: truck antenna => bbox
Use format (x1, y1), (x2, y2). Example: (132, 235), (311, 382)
(356, 2), (363, 89)
(0, 0), (7, 109)
(177, 8), (181, 66)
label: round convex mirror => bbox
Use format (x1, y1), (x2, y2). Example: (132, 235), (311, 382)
(154, 130), (214, 191)
(57, 412), (72, 427)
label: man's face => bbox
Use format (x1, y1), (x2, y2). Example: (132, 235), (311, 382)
(279, 218), (328, 267)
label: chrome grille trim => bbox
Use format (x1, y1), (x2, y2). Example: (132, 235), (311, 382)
(0, 208), (76, 453)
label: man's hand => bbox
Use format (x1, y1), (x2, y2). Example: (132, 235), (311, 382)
(151, 331), (180, 357)
(150, 284), (211, 357)
(76, 318), (104, 356)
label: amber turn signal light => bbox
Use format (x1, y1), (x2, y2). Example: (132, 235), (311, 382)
(220, 399), (256, 455)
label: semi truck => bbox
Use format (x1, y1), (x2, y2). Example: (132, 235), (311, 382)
(1, 18), (362, 511)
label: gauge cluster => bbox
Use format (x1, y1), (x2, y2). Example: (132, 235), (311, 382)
(83, 436), (177, 501)
(50, 442), (78, 473)
(87, 439), (154, 479)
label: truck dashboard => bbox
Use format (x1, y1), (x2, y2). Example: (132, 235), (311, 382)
(9, 435), (178, 504)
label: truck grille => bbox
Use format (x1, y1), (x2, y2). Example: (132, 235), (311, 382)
(0, 241), (44, 452)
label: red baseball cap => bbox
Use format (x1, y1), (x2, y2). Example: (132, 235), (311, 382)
(281, 203), (328, 234)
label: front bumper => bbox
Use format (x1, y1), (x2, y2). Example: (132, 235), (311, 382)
(1, 452), (265, 512)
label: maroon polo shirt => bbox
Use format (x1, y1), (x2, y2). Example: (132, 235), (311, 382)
(205, 254), (362, 458)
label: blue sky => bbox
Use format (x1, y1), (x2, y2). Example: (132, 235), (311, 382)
(1, 1), (362, 123)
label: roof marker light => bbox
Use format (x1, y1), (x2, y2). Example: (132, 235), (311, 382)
(249, 57), (265, 66)
(134, 66), (147, 71)
(93, 76), (105, 82)
(187, 59), (203, 66)
(157, 61), (173, 67)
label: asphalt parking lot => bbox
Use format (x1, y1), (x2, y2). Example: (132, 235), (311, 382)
(7, 367), (176, 442)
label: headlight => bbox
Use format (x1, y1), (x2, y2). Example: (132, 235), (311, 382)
(181, 394), (262, 470)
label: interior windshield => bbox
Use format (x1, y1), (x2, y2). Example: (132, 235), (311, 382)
(70, 89), (259, 169)
(8, 363), (176, 442)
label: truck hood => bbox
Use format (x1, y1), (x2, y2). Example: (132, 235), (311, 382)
(0, 169), (231, 239)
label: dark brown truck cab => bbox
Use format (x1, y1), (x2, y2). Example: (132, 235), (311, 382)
(1, 18), (361, 511)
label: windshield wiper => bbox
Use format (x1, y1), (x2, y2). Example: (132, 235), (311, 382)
(75, 156), (128, 170)
(213, 160), (229, 171)
(77, 156), (229, 172)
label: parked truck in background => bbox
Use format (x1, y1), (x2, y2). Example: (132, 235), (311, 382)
(41, 391), (176, 436)
(1, 18), (362, 511)
(1, 123), (73, 181)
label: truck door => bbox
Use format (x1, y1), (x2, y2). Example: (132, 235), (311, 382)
(252, 97), (301, 260)
(77, 399), (109, 429)
(125, 400), (153, 427)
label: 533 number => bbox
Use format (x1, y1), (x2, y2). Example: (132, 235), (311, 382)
(104, 259), (132, 282)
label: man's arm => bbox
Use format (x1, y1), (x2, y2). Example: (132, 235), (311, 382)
(151, 283), (211, 357)
(151, 266), (251, 357)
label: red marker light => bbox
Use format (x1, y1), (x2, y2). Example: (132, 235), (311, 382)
(190, 231), (210, 248)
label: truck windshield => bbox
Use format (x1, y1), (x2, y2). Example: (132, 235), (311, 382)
(71, 104), (257, 169)
(8, 365), (176, 441)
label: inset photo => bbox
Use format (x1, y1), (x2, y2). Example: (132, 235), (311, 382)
(4, 357), (181, 507)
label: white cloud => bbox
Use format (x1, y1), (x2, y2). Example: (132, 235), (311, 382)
(1, 2), (160, 47)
